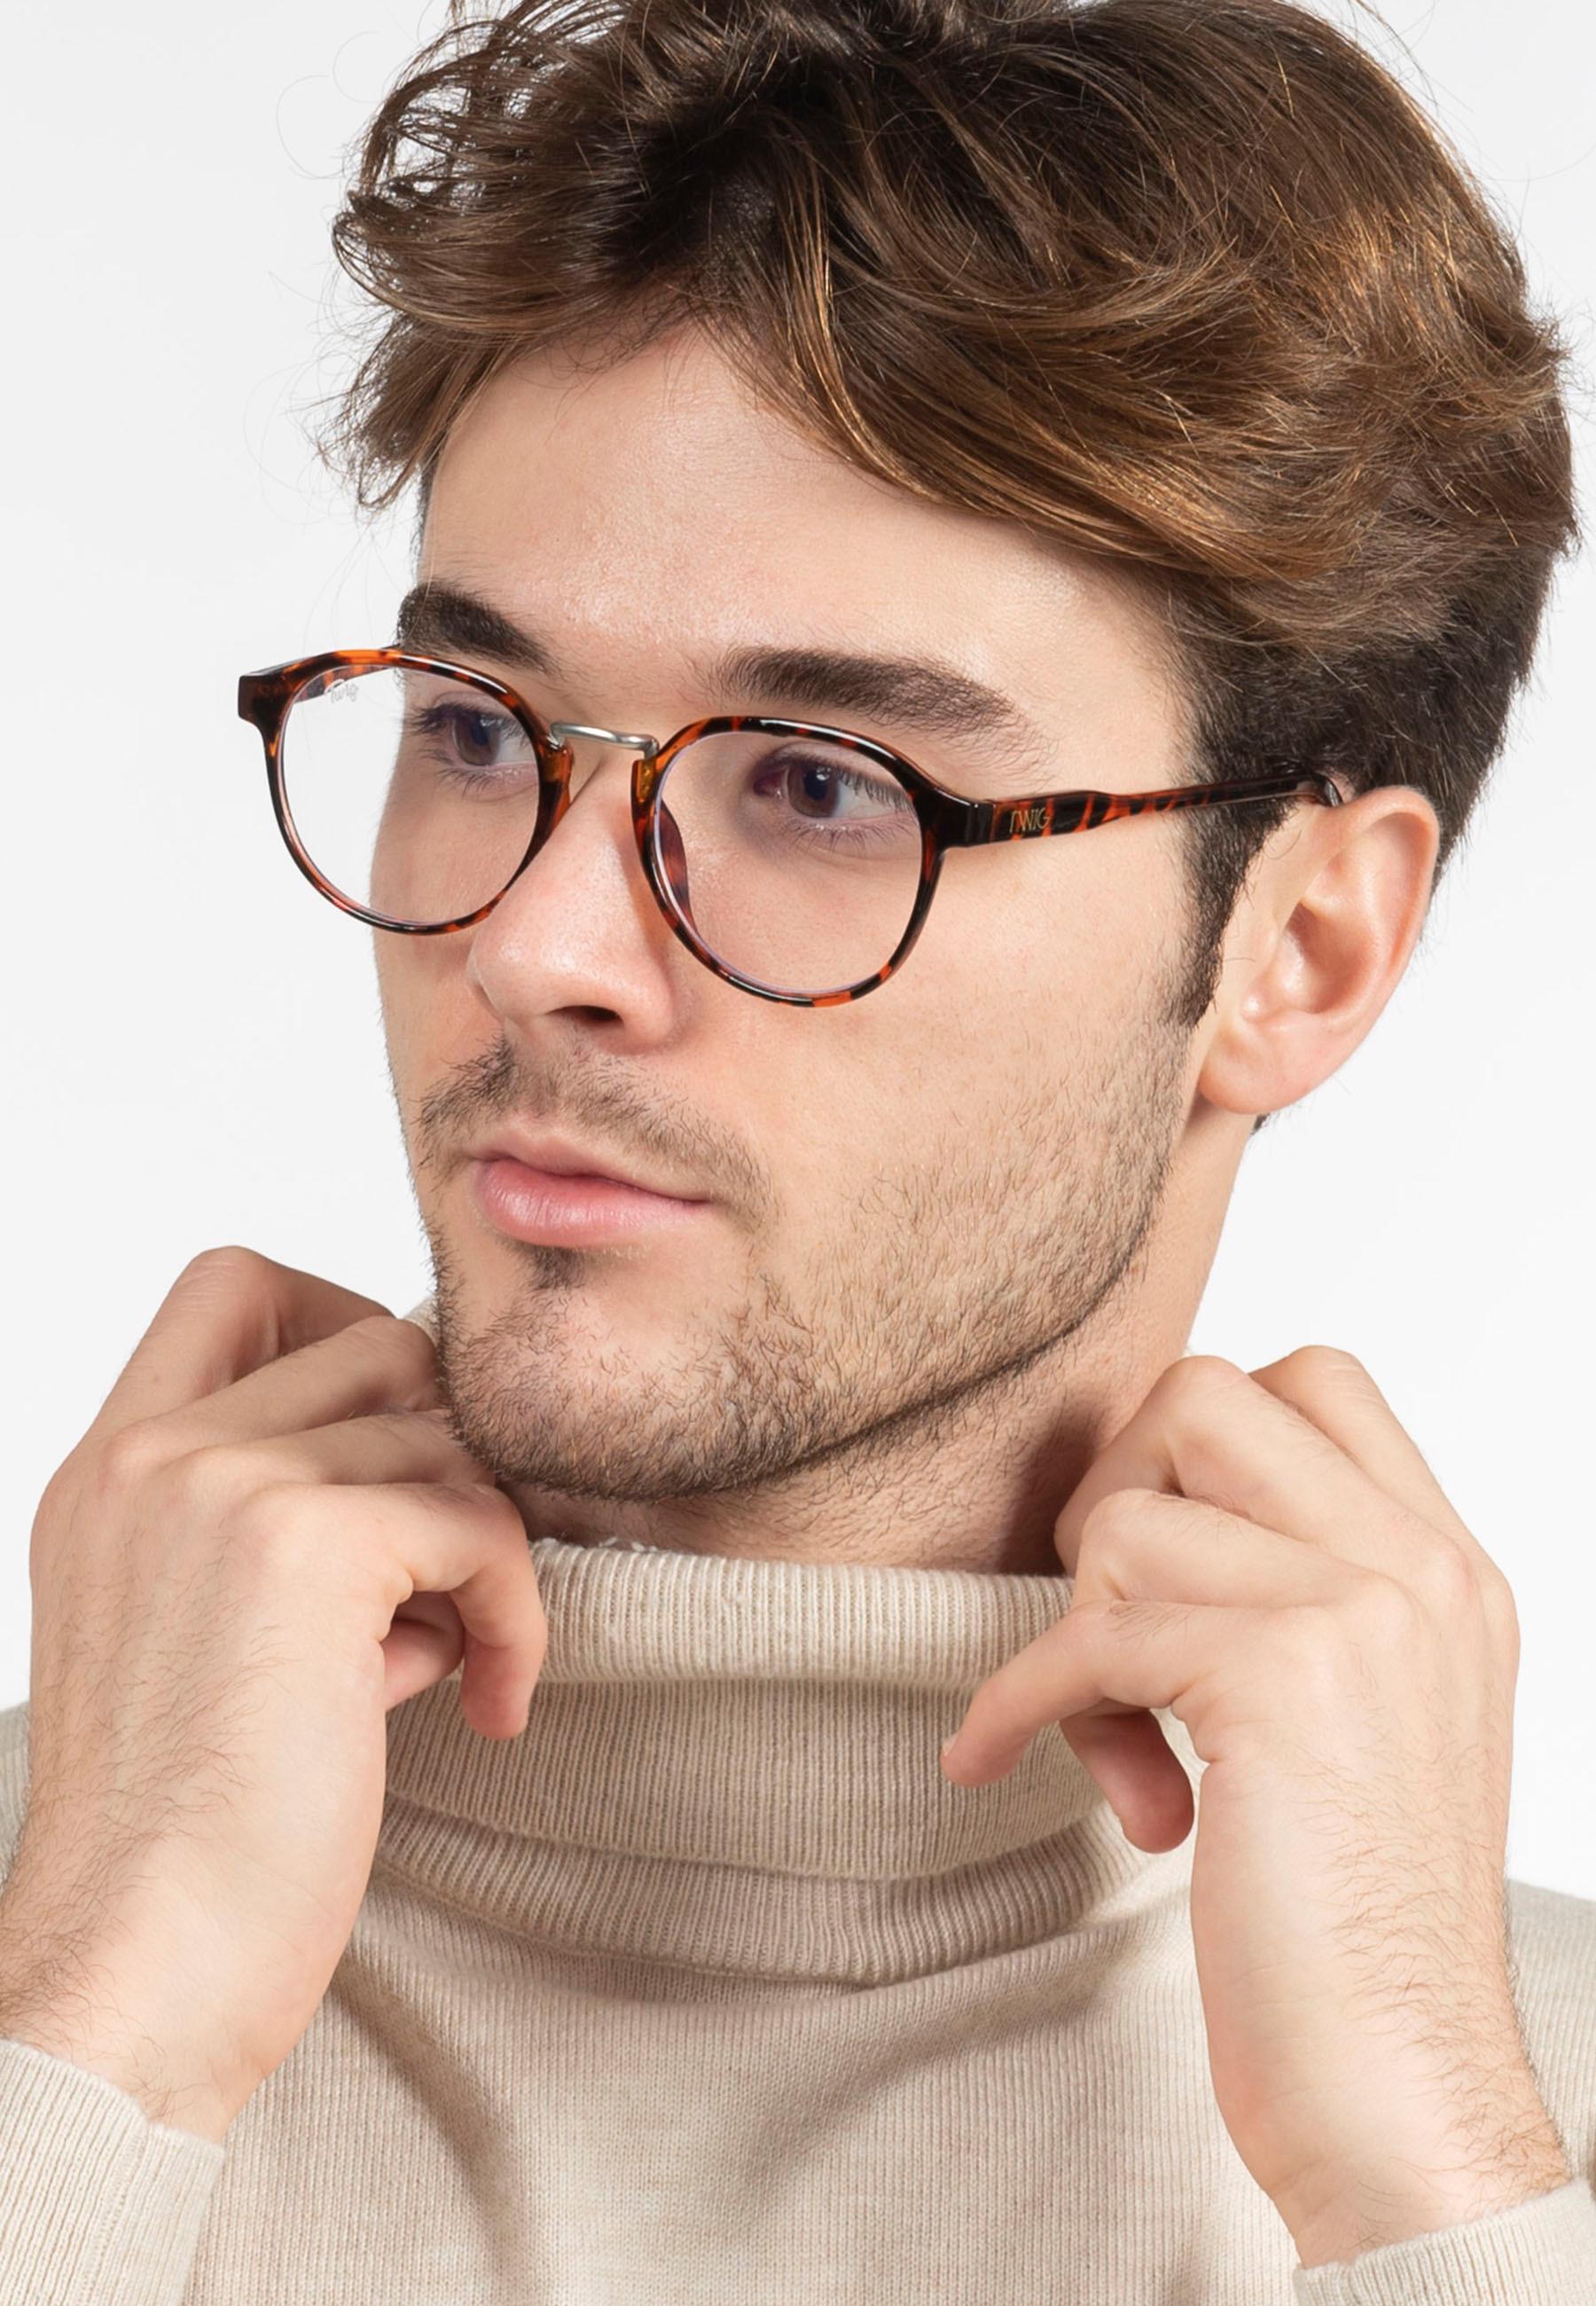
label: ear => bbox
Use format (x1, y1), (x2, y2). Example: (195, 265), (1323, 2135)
(1197, 785), (1442, 1124)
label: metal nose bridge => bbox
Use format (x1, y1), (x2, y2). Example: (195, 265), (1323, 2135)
(546, 720), (660, 761)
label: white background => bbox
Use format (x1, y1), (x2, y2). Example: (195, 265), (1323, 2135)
(1, 4), (1591, 1894)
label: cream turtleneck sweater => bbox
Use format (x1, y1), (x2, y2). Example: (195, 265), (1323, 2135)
(3, 1527), (1596, 2302)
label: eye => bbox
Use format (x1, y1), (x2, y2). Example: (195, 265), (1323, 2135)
(753, 749), (915, 825)
(429, 704), (512, 768)
(401, 690), (539, 788)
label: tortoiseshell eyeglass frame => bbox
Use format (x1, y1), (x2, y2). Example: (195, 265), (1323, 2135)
(238, 646), (1345, 1009)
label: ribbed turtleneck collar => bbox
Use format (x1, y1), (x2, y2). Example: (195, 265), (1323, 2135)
(377, 1533), (1199, 1983)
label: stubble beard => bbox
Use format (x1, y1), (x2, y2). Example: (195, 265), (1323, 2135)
(421, 999), (1193, 1513)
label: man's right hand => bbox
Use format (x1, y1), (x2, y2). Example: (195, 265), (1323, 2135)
(0, 1247), (545, 2145)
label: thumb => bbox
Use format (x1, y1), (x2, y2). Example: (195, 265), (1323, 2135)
(1062, 1707), (1194, 1851)
(382, 1591), (466, 1710)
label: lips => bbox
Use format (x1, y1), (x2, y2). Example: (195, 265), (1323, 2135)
(469, 1152), (711, 1245)
(466, 1128), (700, 1202)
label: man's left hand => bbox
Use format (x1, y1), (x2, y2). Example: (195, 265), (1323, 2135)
(939, 1347), (1571, 2266)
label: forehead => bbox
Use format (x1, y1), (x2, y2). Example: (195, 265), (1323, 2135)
(419, 324), (1181, 771)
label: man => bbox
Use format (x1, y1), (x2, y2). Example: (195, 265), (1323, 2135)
(1, 0), (1592, 2299)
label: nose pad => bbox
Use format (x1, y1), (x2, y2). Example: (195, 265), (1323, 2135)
(516, 738), (687, 948)
(542, 729), (684, 895)
(543, 730), (647, 817)
(537, 736), (621, 835)
(524, 727), (696, 955)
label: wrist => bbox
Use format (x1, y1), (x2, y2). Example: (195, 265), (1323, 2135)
(0, 2002), (239, 2144)
(1285, 2142), (1574, 2269)
(0, 1905), (241, 2144)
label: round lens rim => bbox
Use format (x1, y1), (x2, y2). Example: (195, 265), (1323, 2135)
(255, 653), (951, 1003)
(643, 725), (938, 1006)
(273, 652), (560, 939)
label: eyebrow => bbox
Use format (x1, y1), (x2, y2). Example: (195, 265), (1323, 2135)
(393, 580), (1048, 765)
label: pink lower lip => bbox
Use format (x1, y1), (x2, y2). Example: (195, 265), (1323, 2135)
(469, 1156), (710, 1244)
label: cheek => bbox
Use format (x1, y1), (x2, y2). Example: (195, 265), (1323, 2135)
(374, 937), (472, 1090)
(858, 847), (1192, 1126)
(935, 844), (1170, 1010)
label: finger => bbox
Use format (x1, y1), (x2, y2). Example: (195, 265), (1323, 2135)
(1247, 1346), (1468, 1538)
(966, 1490), (1362, 1827)
(162, 1401), (489, 1512)
(382, 1596), (467, 1711)
(1060, 1708), (1196, 1851)
(153, 1313), (444, 1459)
(83, 1247), (402, 1445)
(1072, 1486), (1357, 1613)
(384, 1483), (547, 1735)
(943, 1594), (1240, 1784)
(1053, 1355), (1420, 1583)
(225, 1402), (489, 1494)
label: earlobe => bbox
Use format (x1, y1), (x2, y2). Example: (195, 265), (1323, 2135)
(1196, 788), (1441, 1125)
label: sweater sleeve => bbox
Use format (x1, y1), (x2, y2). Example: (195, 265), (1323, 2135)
(0, 2035), (223, 2306)
(1288, 2175), (1596, 2304)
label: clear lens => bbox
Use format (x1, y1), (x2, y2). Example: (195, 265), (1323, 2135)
(653, 728), (924, 994)
(280, 670), (926, 994)
(280, 664), (542, 926)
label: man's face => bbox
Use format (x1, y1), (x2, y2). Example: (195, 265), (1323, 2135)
(376, 321), (1215, 1557)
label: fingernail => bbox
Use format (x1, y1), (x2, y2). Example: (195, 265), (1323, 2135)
(941, 1734), (958, 1764)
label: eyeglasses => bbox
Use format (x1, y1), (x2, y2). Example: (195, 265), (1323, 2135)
(237, 646), (1343, 1008)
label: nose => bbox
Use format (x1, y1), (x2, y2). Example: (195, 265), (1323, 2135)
(466, 717), (680, 1020)
(536, 720), (693, 929)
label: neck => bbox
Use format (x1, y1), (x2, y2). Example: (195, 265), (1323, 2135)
(403, 1255), (1204, 1580)
(379, 1532), (1200, 1980)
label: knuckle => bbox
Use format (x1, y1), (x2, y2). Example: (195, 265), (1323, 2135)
(94, 1417), (173, 1492)
(1078, 1486), (1154, 1574)
(164, 1245), (278, 1335)
(160, 1437), (251, 1510)
(345, 1309), (416, 1344)
(1416, 1536), (1480, 1614)
(1350, 1572), (1424, 1646)
(1267, 1604), (1348, 1704)
(1277, 1342), (1368, 1384)
(468, 1482), (537, 1554)
(1152, 1356), (1248, 1451)
(176, 1243), (266, 1286)
(481, 1482), (530, 1534)
(225, 1477), (321, 1568)
(1162, 1354), (1248, 1408)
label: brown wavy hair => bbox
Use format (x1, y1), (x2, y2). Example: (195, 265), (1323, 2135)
(319, 0), (1578, 1115)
